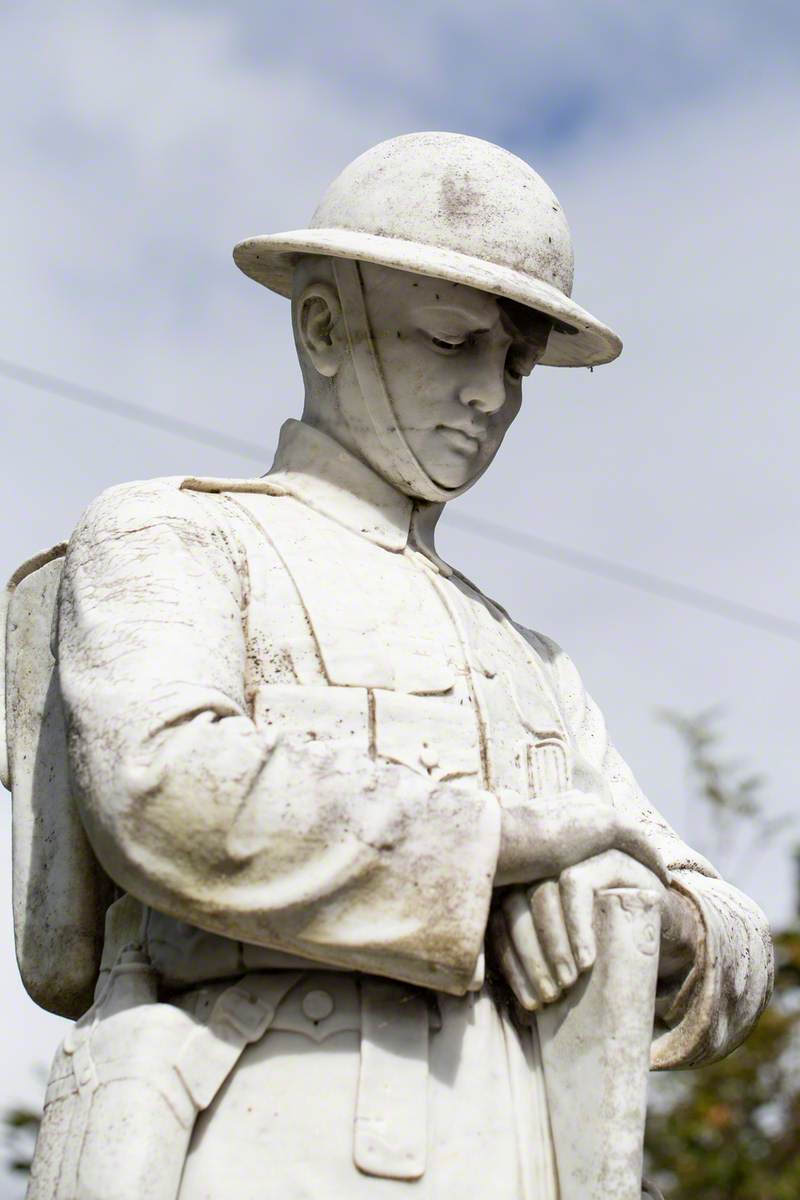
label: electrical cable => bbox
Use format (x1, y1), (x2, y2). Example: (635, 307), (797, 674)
(3, 356), (799, 644)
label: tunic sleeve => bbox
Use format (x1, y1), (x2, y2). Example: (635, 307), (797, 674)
(58, 480), (500, 995)
(517, 627), (773, 1067)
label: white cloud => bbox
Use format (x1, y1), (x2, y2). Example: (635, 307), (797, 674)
(147, 0), (800, 147)
(1, 1), (409, 429)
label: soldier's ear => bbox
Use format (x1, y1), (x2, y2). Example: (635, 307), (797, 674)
(296, 282), (344, 378)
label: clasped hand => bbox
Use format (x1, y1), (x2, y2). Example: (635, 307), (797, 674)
(491, 790), (696, 1012)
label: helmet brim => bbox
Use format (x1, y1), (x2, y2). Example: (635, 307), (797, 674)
(233, 228), (622, 368)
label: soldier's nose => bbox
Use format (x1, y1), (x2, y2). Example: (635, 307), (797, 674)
(459, 370), (507, 415)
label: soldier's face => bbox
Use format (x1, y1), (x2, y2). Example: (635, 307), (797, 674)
(361, 264), (552, 489)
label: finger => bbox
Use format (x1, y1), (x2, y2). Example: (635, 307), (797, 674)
(558, 867), (597, 971)
(530, 881), (578, 990)
(502, 891), (560, 1004)
(489, 911), (540, 1011)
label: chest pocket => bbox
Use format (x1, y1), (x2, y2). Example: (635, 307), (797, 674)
(255, 684), (370, 756)
(372, 690), (481, 783)
(443, 573), (573, 800)
(253, 685), (482, 787)
(230, 493), (456, 695)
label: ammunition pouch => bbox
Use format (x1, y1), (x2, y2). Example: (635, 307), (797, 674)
(28, 948), (300, 1200)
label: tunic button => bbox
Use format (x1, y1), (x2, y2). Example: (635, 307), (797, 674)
(419, 744), (439, 769)
(302, 988), (334, 1022)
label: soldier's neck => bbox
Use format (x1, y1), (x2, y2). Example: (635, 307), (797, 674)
(271, 417), (448, 567)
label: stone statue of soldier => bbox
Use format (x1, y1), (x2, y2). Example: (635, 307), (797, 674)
(1, 133), (772, 1200)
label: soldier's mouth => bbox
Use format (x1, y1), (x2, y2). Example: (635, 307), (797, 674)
(437, 425), (483, 455)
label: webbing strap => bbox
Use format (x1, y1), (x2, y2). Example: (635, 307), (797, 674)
(354, 978), (429, 1180)
(175, 973), (301, 1109)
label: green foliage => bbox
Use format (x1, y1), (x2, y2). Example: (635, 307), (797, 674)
(645, 712), (799, 1198)
(2, 1103), (40, 1175)
(645, 926), (800, 1198)
(658, 707), (791, 869)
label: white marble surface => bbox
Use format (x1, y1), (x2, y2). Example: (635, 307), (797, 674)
(234, 131), (622, 369)
(3, 134), (773, 1199)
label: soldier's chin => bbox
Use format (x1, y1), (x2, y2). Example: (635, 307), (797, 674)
(423, 445), (487, 491)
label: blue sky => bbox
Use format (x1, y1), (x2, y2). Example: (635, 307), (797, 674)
(1, 4), (799, 1182)
(154, 1), (800, 138)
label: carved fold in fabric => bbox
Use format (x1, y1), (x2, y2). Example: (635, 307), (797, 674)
(651, 870), (774, 1069)
(57, 420), (772, 1057)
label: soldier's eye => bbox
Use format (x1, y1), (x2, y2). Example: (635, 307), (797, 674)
(430, 335), (464, 351)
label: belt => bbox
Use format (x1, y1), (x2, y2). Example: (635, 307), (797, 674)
(175, 970), (436, 1181)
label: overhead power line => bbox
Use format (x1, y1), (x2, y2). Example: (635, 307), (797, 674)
(0, 358), (271, 462)
(446, 511), (800, 643)
(3, 356), (799, 645)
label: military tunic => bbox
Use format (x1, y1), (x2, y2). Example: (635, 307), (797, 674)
(53, 419), (773, 1199)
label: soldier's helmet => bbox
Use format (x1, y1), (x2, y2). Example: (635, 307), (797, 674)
(234, 131), (621, 369)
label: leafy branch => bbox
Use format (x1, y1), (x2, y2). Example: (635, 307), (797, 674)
(658, 706), (793, 879)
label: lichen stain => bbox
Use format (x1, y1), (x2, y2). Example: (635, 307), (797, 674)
(439, 171), (483, 227)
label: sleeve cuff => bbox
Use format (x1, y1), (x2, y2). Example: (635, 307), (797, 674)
(651, 870), (773, 1070)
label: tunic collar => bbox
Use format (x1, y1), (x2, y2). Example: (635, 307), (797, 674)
(267, 421), (451, 572)
(182, 419), (450, 570)
(266, 420), (414, 552)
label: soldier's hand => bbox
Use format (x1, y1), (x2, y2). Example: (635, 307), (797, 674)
(491, 849), (698, 1012)
(495, 789), (671, 888)
(492, 850), (663, 1009)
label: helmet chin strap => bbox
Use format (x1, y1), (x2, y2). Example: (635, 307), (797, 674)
(332, 258), (481, 505)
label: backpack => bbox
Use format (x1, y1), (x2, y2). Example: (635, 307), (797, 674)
(1, 546), (113, 1018)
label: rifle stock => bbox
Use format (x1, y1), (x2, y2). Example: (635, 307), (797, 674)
(537, 887), (661, 1200)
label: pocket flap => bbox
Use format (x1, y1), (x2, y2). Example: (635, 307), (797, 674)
(373, 691), (481, 782)
(254, 685), (369, 754)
